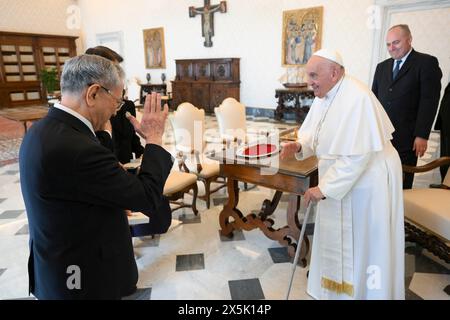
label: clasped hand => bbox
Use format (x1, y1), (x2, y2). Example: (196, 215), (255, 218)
(303, 187), (325, 207)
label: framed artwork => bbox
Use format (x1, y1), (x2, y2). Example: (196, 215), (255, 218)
(282, 6), (323, 66)
(143, 27), (166, 69)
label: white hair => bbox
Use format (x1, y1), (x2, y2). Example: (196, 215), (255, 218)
(60, 54), (124, 95)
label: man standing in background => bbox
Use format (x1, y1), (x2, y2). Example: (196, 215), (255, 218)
(372, 24), (442, 189)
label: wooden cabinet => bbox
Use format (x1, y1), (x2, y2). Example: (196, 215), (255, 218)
(0, 31), (77, 109)
(171, 58), (240, 113)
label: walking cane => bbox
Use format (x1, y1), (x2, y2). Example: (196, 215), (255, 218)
(285, 201), (314, 300)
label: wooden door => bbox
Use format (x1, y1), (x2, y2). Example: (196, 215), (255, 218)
(176, 61), (194, 81)
(211, 60), (232, 81)
(194, 61), (211, 81)
(210, 83), (240, 109)
(210, 83), (228, 109)
(192, 83), (210, 112)
(172, 82), (192, 109)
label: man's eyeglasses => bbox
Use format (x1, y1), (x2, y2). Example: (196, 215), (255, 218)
(91, 83), (125, 110)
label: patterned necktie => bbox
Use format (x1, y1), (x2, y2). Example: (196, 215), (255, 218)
(392, 60), (402, 80)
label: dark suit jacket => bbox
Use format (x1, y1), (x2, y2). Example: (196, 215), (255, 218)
(19, 107), (173, 299)
(372, 49), (442, 154)
(95, 100), (144, 164)
(111, 100), (144, 164)
(435, 82), (450, 176)
(435, 82), (450, 131)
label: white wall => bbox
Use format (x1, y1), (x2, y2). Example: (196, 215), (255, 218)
(78, 0), (376, 107)
(0, 0), (83, 52)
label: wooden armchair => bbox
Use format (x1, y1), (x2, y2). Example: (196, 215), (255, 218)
(402, 156), (450, 265)
(169, 102), (226, 209)
(214, 97), (247, 148)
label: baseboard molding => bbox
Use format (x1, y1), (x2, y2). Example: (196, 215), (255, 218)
(245, 106), (299, 123)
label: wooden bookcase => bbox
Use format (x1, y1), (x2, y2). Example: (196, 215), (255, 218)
(171, 58), (240, 113)
(0, 31), (77, 109)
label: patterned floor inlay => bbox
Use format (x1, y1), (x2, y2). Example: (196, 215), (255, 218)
(14, 224), (29, 235)
(176, 254), (205, 272)
(228, 278), (265, 300)
(0, 210), (24, 219)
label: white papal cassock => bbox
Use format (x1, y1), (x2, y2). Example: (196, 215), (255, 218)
(296, 75), (405, 300)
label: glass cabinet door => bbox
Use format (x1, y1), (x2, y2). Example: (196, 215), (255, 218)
(1, 42), (41, 105)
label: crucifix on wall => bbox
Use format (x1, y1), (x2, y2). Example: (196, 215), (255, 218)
(189, 0), (227, 47)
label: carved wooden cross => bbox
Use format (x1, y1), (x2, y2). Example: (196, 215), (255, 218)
(189, 0), (227, 47)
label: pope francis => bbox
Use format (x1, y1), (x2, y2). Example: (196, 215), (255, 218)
(281, 49), (405, 300)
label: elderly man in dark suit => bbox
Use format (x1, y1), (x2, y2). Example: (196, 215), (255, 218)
(19, 54), (173, 299)
(372, 24), (442, 189)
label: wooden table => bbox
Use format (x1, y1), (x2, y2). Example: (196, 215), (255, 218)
(0, 105), (49, 133)
(208, 147), (318, 266)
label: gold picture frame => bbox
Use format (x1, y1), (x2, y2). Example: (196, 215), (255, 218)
(143, 27), (166, 69)
(282, 6), (323, 66)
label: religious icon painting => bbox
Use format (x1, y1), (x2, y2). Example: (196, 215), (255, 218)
(143, 27), (166, 69)
(282, 6), (323, 67)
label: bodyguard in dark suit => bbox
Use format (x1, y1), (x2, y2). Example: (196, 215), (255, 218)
(435, 82), (450, 180)
(372, 24), (442, 188)
(19, 54), (173, 299)
(86, 46), (145, 164)
(110, 99), (144, 163)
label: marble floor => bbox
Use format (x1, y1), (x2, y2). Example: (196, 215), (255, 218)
(0, 114), (448, 300)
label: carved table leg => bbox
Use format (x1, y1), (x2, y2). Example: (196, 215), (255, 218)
(219, 179), (311, 266)
(219, 178), (242, 237)
(259, 191), (283, 220)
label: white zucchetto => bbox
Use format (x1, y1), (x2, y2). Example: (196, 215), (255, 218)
(312, 49), (344, 67)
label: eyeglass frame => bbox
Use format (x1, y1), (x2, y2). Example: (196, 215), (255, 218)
(88, 83), (125, 110)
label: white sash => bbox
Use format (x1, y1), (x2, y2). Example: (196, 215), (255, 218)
(319, 196), (354, 297)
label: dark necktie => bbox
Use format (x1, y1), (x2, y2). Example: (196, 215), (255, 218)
(392, 60), (401, 80)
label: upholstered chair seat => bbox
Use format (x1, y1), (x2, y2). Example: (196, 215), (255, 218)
(194, 162), (220, 178)
(403, 188), (450, 240)
(125, 160), (199, 217)
(163, 170), (198, 215)
(164, 171), (197, 195)
(402, 157), (450, 267)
